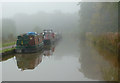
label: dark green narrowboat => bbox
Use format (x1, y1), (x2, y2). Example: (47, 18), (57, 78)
(15, 32), (44, 53)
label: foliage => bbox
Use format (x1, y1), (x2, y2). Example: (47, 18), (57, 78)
(79, 2), (119, 55)
(86, 32), (119, 54)
(101, 66), (118, 81)
(79, 2), (118, 36)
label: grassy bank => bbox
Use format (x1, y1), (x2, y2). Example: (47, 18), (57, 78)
(0, 47), (15, 53)
(2, 41), (16, 47)
(0, 41), (16, 54)
(85, 32), (120, 55)
(0, 41), (16, 48)
(101, 66), (118, 81)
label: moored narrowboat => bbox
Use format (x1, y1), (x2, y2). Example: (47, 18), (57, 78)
(43, 29), (55, 45)
(15, 32), (44, 53)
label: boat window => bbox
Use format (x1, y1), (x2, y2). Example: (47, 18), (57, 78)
(38, 38), (40, 42)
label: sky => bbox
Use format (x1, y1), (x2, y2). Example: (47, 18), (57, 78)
(1, 0), (119, 18)
(2, 2), (80, 18)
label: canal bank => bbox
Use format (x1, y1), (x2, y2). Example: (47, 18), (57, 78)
(79, 39), (118, 81)
(1, 34), (118, 81)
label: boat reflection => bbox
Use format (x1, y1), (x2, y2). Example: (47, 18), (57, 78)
(15, 43), (56, 71)
(43, 44), (55, 56)
(15, 52), (43, 71)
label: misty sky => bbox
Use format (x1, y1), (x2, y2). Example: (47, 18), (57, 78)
(2, 2), (80, 18)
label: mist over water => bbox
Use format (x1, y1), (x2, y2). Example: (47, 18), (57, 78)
(1, 2), (118, 81)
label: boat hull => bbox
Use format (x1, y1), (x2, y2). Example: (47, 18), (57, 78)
(15, 43), (44, 53)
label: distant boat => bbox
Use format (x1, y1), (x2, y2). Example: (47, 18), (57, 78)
(42, 29), (57, 45)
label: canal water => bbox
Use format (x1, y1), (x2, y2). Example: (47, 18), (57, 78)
(2, 34), (118, 81)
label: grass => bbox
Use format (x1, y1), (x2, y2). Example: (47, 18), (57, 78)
(101, 66), (118, 81)
(0, 43), (1, 48)
(0, 41), (16, 53)
(0, 47), (15, 53)
(0, 41), (16, 48)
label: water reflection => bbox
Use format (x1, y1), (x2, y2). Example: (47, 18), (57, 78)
(0, 54), (15, 62)
(79, 40), (118, 81)
(2, 36), (118, 81)
(43, 45), (55, 56)
(15, 43), (56, 71)
(15, 53), (43, 71)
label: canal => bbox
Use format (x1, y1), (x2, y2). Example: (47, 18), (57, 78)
(2, 34), (118, 81)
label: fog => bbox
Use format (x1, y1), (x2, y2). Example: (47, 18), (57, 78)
(2, 2), (79, 18)
(2, 2), (80, 41)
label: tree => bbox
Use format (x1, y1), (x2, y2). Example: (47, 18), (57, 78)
(79, 2), (118, 37)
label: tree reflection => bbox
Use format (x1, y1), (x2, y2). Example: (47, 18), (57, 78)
(79, 40), (118, 81)
(0, 54), (15, 62)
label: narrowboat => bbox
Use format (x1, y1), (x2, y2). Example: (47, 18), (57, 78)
(15, 32), (44, 53)
(43, 29), (55, 45)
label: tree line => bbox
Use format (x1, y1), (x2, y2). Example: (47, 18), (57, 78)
(78, 2), (119, 54)
(79, 2), (118, 38)
(2, 11), (79, 43)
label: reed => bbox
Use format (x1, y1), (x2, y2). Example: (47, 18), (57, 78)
(86, 32), (120, 55)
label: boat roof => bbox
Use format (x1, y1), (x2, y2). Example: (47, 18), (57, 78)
(27, 32), (37, 35)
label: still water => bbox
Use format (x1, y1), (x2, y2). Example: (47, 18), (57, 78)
(2, 35), (118, 81)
